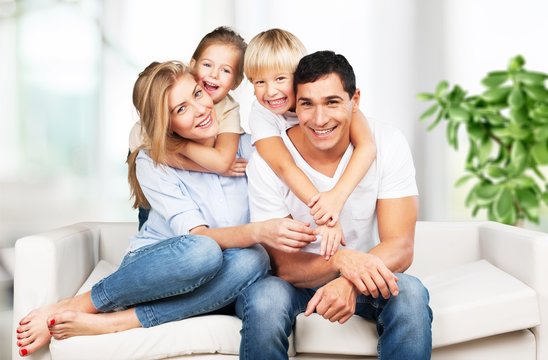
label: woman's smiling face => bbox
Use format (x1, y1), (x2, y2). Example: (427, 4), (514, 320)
(168, 73), (218, 143)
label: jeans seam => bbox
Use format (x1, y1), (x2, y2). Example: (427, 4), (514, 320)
(240, 291), (249, 360)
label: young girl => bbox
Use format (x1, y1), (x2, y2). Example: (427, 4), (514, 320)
(244, 29), (377, 259)
(16, 61), (313, 357)
(129, 26), (248, 176)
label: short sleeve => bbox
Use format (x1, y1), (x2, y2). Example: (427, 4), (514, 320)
(129, 121), (147, 152)
(378, 129), (419, 199)
(248, 101), (284, 144)
(135, 151), (207, 234)
(246, 151), (291, 221)
(216, 95), (244, 134)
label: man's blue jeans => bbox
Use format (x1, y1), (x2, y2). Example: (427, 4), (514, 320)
(236, 274), (433, 360)
(90, 235), (269, 327)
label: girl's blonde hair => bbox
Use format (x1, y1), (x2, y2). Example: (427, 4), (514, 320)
(128, 60), (191, 209)
(244, 28), (307, 82)
(191, 26), (247, 88)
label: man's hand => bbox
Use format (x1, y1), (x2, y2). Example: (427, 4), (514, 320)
(220, 158), (247, 177)
(255, 218), (317, 253)
(305, 277), (358, 324)
(333, 250), (399, 299)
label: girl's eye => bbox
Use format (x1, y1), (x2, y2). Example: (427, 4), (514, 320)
(222, 68), (232, 74)
(276, 77), (286, 82)
(202, 63), (211, 68)
(254, 80), (264, 86)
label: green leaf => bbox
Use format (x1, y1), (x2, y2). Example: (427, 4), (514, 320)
(446, 121), (460, 149)
(507, 122), (530, 140)
(481, 72), (509, 88)
(508, 141), (527, 175)
(478, 139), (493, 165)
(455, 174), (475, 187)
(493, 188), (515, 223)
(531, 141), (548, 165)
(485, 165), (506, 179)
(474, 183), (500, 206)
(435, 81), (449, 97)
(481, 87), (511, 103)
(420, 104), (438, 121)
(508, 87), (525, 109)
(516, 188), (540, 208)
(484, 113), (507, 125)
(417, 92), (435, 101)
(448, 106), (470, 122)
(508, 55), (525, 71)
(533, 105), (548, 118)
(541, 191), (548, 206)
(524, 206), (540, 224)
(510, 108), (529, 124)
(427, 109), (444, 131)
(523, 85), (548, 102)
(533, 127), (548, 142)
(516, 71), (548, 86)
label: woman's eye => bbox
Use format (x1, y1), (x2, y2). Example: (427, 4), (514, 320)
(195, 89), (202, 97)
(202, 63), (211, 68)
(177, 105), (186, 114)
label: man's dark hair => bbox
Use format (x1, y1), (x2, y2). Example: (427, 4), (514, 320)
(293, 50), (356, 98)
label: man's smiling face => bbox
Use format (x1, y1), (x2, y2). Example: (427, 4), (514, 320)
(295, 73), (359, 152)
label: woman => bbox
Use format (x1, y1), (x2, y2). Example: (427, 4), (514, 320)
(16, 61), (317, 357)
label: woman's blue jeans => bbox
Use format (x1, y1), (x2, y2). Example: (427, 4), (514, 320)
(90, 235), (269, 328)
(235, 274), (433, 360)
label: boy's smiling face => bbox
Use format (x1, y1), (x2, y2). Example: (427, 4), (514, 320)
(251, 71), (295, 115)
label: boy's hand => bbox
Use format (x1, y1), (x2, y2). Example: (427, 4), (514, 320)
(308, 190), (346, 226)
(317, 222), (346, 260)
(220, 158), (248, 177)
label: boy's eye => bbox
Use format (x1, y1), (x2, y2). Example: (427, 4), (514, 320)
(222, 68), (232, 74)
(276, 76), (286, 82)
(202, 63), (211, 68)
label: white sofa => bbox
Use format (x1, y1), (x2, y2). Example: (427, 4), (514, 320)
(12, 221), (548, 360)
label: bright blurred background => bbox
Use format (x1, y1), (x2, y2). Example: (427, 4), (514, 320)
(1, 0), (548, 357)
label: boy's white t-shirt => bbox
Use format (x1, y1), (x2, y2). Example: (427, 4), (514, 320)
(129, 94), (243, 152)
(248, 100), (299, 144)
(246, 119), (418, 255)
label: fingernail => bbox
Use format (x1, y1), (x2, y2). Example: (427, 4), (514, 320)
(21, 349), (28, 356)
(17, 342), (21, 347)
(49, 331), (53, 335)
(49, 319), (55, 326)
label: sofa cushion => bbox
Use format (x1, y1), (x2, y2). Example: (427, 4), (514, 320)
(293, 260), (540, 356)
(52, 259), (294, 359)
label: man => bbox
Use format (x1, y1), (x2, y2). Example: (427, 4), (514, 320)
(236, 50), (433, 360)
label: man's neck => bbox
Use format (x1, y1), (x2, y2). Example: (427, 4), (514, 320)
(286, 127), (350, 177)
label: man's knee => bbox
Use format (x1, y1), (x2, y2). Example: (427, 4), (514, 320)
(237, 276), (294, 318)
(392, 273), (432, 322)
(230, 245), (270, 280)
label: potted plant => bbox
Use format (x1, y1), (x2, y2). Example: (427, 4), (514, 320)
(418, 55), (548, 225)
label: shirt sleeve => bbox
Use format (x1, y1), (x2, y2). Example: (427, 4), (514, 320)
(246, 151), (291, 221)
(129, 121), (146, 152)
(136, 151), (207, 235)
(248, 101), (284, 144)
(216, 95), (244, 134)
(378, 128), (419, 199)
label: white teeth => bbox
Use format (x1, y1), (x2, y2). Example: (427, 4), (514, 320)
(204, 81), (219, 89)
(267, 98), (286, 106)
(197, 116), (212, 128)
(314, 128), (334, 135)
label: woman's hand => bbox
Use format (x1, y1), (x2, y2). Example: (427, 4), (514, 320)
(254, 218), (317, 253)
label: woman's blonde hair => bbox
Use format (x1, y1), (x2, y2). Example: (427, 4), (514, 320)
(128, 60), (191, 209)
(244, 28), (307, 82)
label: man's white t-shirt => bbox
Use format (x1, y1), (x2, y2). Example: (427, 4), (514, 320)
(246, 119), (418, 254)
(248, 100), (299, 144)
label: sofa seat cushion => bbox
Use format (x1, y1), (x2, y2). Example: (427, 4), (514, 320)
(51, 260), (245, 360)
(424, 259), (540, 348)
(293, 260), (540, 356)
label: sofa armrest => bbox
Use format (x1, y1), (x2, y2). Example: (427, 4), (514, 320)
(478, 222), (548, 360)
(12, 222), (102, 360)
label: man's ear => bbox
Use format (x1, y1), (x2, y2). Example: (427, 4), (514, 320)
(351, 89), (361, 112)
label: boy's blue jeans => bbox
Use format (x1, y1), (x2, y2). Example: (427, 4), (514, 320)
(236, 274), (433, 360)
(90, 235), (269, 328)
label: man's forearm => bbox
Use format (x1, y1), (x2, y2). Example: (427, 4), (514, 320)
(269, 247), (340, 288)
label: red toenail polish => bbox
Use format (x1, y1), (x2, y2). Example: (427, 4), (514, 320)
(21, 349), (28, 356)
(49, 319), (55, 326)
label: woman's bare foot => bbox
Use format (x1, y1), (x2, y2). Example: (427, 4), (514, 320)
(49, 309), (141, 339)
(16, 293), (96, 356)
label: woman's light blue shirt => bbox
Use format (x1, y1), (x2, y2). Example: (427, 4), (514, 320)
(129, 134), (253, 251)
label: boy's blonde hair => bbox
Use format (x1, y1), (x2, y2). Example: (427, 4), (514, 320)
(244, 28), (307, 82)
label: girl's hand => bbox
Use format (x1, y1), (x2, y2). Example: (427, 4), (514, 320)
(308, 190), (345, 226)
(220, 158), (248, 177)
(317, 222), (346, 260)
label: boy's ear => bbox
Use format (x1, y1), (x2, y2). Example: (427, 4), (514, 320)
(351, 89), (361, 112)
